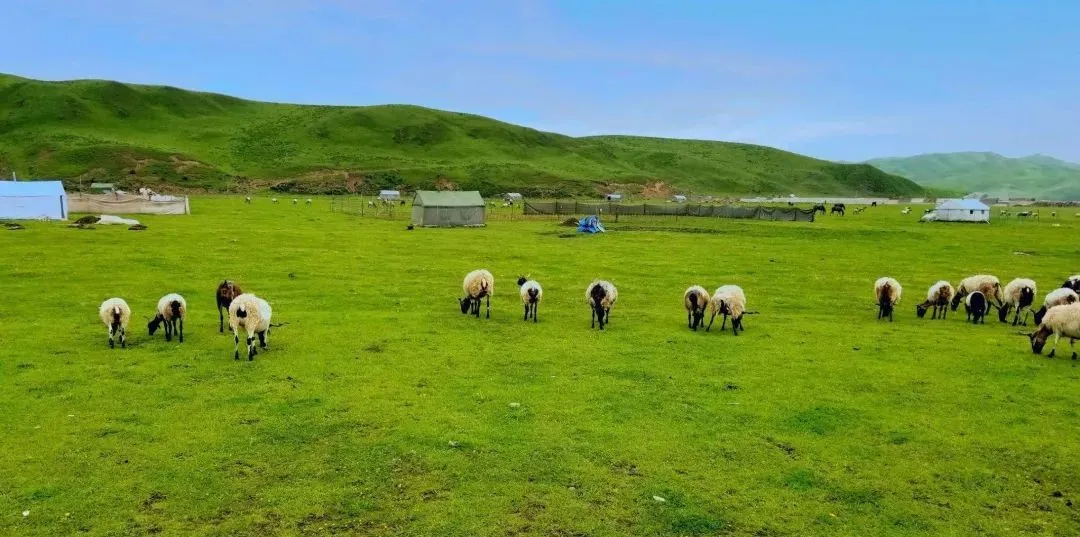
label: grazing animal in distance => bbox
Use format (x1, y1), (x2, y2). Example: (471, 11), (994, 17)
(148, 293), (187, 342)
(683, 285), (710, 330)
(586, 280), (618, 330)
(244, 196), (252, 204)
(216, 280), (244, 333)
(517, 276), (542, 322)
(812, 204), (826, 215)
(99, 298), (131, 349)
(460, 269), (494, 319)
(916, 281), (954, 320)
(874, 277), (902, 322)
(965, 291), (989, 324)
(831, 203), (846, 216)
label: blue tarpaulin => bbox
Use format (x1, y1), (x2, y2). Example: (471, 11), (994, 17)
(577, 215), (605, 233)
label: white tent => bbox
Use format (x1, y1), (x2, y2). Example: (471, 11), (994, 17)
(378, 190), (401, 201)
(929, 199), (990, 223)
(0, 180), (68, 220)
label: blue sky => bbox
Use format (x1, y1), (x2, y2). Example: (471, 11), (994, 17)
(2, 0), (1078, 162)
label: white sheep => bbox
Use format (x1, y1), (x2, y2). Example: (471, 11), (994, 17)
(965, 291), (990, 324)
(683, 285), (710, 330)
(306, 198), (313, 205)
(460, 269), (494, 318)
(874, 277), (902, 322)
(292, 198), (298, 205)
(148, 293), (187, 342)
(517, 276), (542, 322)
(916, 280), (954, 320)
(1034, 287), (1079, 325)
(901, 207), (911, 215)
(1029, 302), (1080, 359)
(99, 298), (131, 348)
(950, 274), (1002, 311)
(1063, 275), (1080, 293)
(271, 198), (279, 204)
(244, 196), (252, 204)
(707, 284), (747, 334)
(586, 280), (618, 330)
(228, 293), (272, 360)
(998, 278), (1037, 326)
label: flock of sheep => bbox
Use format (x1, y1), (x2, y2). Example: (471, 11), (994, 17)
(874, 274), (1080, 358)
(459, 269), (749, 334)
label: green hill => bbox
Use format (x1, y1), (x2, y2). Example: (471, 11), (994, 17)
(866, 152), (1080, 201)
(0, 73), (925, 197)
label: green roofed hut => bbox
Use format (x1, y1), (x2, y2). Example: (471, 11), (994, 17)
(411, 190), (486, 227)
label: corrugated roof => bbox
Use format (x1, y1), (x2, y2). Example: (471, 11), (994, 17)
(413, 190), (484, 207)
(0, 180), (67, 196)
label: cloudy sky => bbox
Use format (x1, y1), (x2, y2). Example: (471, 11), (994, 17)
(2, 0), (1077, 162)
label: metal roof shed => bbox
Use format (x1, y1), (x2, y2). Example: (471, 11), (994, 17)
(0, 180), (68, 220)
(933, 199), (990, 223)
(411, 191), (486, 227)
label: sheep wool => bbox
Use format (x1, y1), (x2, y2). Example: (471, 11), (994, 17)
(517, 277), (542, 322)
(874, 277), (902, 322)
(460, 269), (494, 318)
(1030, 302), (1080, 358)
(586, 280), (618, 330)
(1063, 275), (1080, 293)
(917, 280), (954, 319)
(149, 293), (187, 342)
(99, 298), (131, 349)
(228, 293), (273, 361)
(951, 274), (1001, 310)
(999, 278), (1038, 326)
(1034, 288), (1079, 325)
(707, 285), (747, 334)
(683, 285), (710, 330)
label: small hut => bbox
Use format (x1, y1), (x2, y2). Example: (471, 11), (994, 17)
(411, 191), (485, 227)
(378, 189), (401, 201)
(927, 199), (990, 223)
(606, 193), (623, 202)
(671, 194), (687, 203)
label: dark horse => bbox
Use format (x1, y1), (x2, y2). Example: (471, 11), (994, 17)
(831, 203), (846, 216)
(812, 204), (827, 215)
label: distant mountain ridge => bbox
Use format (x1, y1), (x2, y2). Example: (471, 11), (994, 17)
(0, 72), (925, 196)
(866, 152), (1080, 200)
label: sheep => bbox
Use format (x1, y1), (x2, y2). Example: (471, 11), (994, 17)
(916, 280), (954, 320)
(586, 280), (618, 330)
(216, 280), (243, 332)
(99, 298), (131, 348)
(966, 291), (989, 324)
(306, 198), (313, 205)
(459, 269), (494, 319)
(517, 276), (542, 322)
(244, 196), (252, 204)
(874, 277), (902, 322)
(1051, 211), (1058, 218)
(1062, 275), (1080, 293)
(707, 284), (746, 334)
(292, 198), (298, 205)
(684, 285), (710, 330)
(998, 278), (1038, 326)
(950, 274), (1002, 311)
(1033, 287), (1079, 325)
(271, 198), (279, 204)
(148, 293), (187, 342)
(1028, 302), (1080, 359)
(228, 293), (272, 360)
(901, 207), (911, 215)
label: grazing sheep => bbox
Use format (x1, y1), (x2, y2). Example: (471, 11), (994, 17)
(148, 293), (187, 342)
(228, 293), (272, 360)
(1051, 211), (1058, 218)
(586, 280), (618, 330)
(1028, 302), (1080, 358)
(916, 280), (954, 320)
(853, 207), (865, 215)
(1062, 275), (1080, 293)
(707, 285), (747, 334)
(950, 275), (1002, 311)
(271, 198), (279, 204)
(99, 298), (131, 348)
(965, 291), (989, 324)
(683, 285), (710, 330)
(874, 277), (902, 322)
(216, 280), (244, 332)
(306, 198), (313, 205)
(901, 207), (911, 215)
(998, 278), (1038, 326)
(244, 196), (252, 204)
(292, 198), (298, 205)
(1034, 288), (1079, 325)
(517, 276), (542, 322)
(459, 269), (494, 319)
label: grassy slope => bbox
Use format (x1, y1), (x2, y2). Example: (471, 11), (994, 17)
(867, 152), (1080, 200)
(0, 73), (924, 197)
(2, 200), (1079, 536)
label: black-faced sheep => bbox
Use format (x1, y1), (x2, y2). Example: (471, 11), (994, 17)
(916, 280), (954, 320)
(1033, 288), (1079, 325)
(950, 275), (1002, 311)
(228, 293), (272, 360)
(586, 280), (618, 330)
(460, 269), (494, 319)
(148, 293), (187, 342)
(998, 278), (1037, 326)
(707, 285), (746, 334)
(216, 280), (243, 332)
(1029, 302), (1080, 359)
(874, 277), (902, 322)
(684, 285), (710, 330)
(1062, 275), (1080, 293)
(99, 298), (131, 349)
(517, 276), (542, 323)
(965, 291), (989, 324)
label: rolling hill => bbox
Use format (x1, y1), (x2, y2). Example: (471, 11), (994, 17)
(866, 152), (1080, 201)
(0, 73), (925, 197)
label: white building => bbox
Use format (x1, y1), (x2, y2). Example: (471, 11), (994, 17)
(0, 180), (68, 220)
(923, 199), (990, 223)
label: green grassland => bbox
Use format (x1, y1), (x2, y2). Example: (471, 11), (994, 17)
(2, 199), (1079, 536)
(0, 73), (925, 198)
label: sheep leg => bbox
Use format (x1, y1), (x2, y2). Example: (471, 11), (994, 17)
(247, 329), (257, 360)
(706, 311), (717, 332)
(219, 306), (224, 333)
(165, 318), (172, 342)
(524, 304), (529, 321)
(178, 317), (184, 343)
(120, 327), (126, 348)
(486, 294), (490, 319)
(591, 308), (596, 328)
(721, 313), (728, 331)
(108, 326), (115, 349)
(258, 330), (267, 349)
(233, 332), (240, 360)
(688, 310), (692, 329)
(533, 303), (538, 323)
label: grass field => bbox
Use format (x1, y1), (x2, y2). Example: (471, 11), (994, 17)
(2, 198), (1079, 536)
